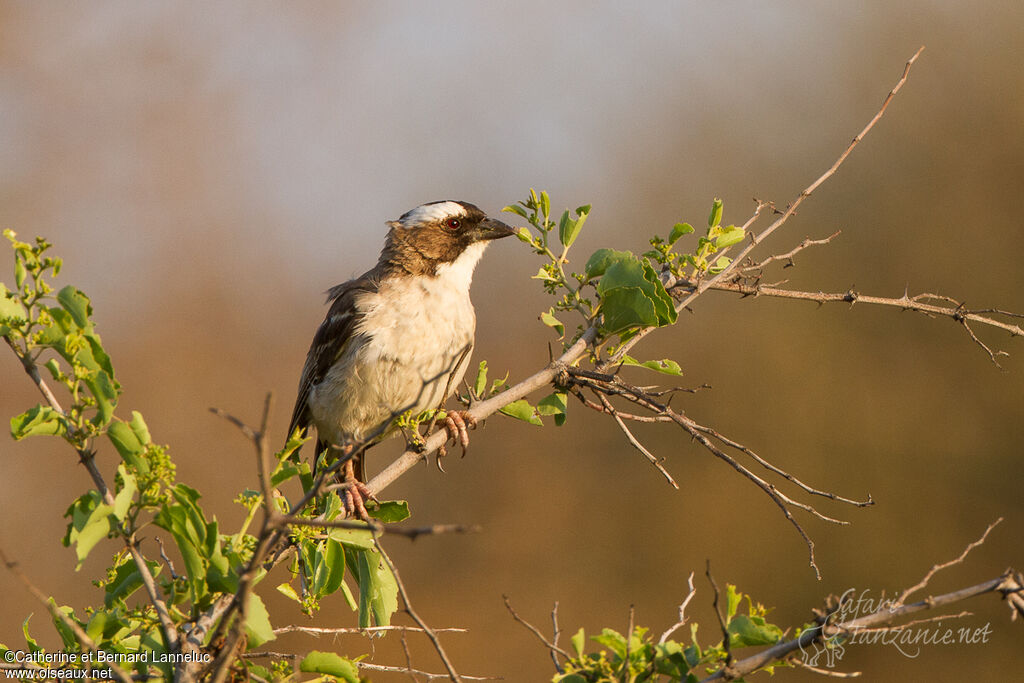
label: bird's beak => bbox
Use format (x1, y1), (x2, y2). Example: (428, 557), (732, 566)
(476, 217), (516, 241)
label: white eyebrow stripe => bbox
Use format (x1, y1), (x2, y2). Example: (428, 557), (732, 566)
(398, 201), (468, 226)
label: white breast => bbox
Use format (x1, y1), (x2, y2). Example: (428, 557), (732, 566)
(309, 242), (488, 445)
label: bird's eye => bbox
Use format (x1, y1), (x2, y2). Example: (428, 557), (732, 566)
(445, 218), (461, 230)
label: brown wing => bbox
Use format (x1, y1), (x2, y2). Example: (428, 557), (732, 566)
(288, 272), (380, 441)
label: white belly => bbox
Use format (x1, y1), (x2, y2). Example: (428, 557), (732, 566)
(308, 244), (484, 446)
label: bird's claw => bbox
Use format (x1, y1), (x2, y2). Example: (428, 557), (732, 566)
(342, 480), (375, 520)
(435, 411), (477, 471)
(338, 458), (375, 520)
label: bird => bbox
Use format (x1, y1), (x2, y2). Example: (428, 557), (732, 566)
(288, 200), (515, 518)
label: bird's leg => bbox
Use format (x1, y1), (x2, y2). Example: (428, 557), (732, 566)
(340, 458), (373, 520)
(437, 410), (477, 467)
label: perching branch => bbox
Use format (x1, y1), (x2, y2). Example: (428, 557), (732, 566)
(360, 46), (926, 577)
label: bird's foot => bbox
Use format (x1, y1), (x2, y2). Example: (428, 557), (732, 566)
(436, 410), (477, 470)
(339, 459), (374, 520)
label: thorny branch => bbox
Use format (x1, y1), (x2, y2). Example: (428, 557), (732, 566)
(562, 366), (871, 578)
(503, 595), (574, 667)
(691, 280), (1024, 368)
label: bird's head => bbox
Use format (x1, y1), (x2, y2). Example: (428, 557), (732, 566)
(381, 200), (515, 277)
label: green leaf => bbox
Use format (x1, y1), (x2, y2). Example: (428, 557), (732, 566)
(129, 410), (151, 444)
(726, 584), (742, 621)
(22, 614), (41, 654)
(600, 287), (659, 334)
(473, 361), (488, 397)
(321, 540), (346, 596)
(300, 651), (359, 682)
(728, 614), (784, 647)
(107, 420), (150, 474)
(56, 285), (93, 330)
(499, 399), (543, 426)
(594, 253), (677, 335)
(276, 582), (302, 604)
(540, 190), (551, 220)
(514, 226), (533, 244)
(714, 225), (745, 249)
(532, 267), (557, 282)
(708, 198), (723, 228)
(245, 593), (276, 647)
(104, 561), (149, 608)
(619, 355), (683, 376)
(14, 258), (27, 290)
(709, 256), (732, 274)
(11, 405), (66, 439)
(49, 599), (81, 650)
(356, 548), (398, 628)
(502, 203), (529, 219)
(558, 205), (589, 248)
(540, 309), (564, 338)
(571, 627), (586, 657)
(270, 462), (301, 487)
(669, 222), (694, 244)
(329, 526), (376, 550)
(112, 465), (137, 521)
(584, 248), (633, 279)
(0, 286), (28, 330)
(65, 496), (114, 569)
(368, 500), (411, 523)
(592, 628), (627, 658)
(537, 392), (567, 426)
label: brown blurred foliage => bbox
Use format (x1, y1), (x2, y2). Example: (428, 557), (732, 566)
(1, 2), (1022, 680)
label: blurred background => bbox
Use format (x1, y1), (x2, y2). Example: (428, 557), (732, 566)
(1, 1), (1022, 680)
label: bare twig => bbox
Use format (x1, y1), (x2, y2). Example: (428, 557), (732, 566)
(895, 518), (1003, 606)
(610, 46), (925, 367)
(694, 281), (1023, 365)
(274, 625), (468, 636)
(706, 562), (733, 667)
(658, 572), (697, 645)
(598, 393), (678, 488)
(503, 595), (574, 664)
(356, 662), (498, 681)
(550, 602), (563, 674)
(564, 366), (863, 578)
(849, 610), (972, 634)
(790, 658), (862, 678)
(376, 539), (464, 682)
(622, 604), (635, 679)
(739, 231), (842, 274)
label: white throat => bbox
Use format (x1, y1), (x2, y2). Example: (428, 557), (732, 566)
(434, 241), (488, 291)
